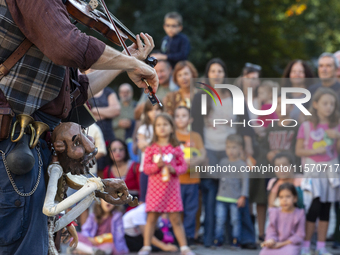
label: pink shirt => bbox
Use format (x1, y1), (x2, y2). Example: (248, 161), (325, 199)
(297, 121), (340, 162)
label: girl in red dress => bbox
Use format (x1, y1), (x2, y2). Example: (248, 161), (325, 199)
(138, 113), (195, 255)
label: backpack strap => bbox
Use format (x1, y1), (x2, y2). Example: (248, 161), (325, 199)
(0, 38), (33, 78)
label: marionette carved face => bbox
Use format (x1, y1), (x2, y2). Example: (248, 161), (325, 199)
(52, 122), (97, 175)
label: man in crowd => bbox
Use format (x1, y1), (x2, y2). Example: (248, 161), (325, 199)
(309, 52), (340, 100)
(113, 83), (137, 141)
(134, 60), (173, 120)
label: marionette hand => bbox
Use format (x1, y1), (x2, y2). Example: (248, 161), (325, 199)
(326, 129), (340, 139)
(96, 178), (128, 204)
(96, 178), (138, 206)
(125, 33), (155, 61)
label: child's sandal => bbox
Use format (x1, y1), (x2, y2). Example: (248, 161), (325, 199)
(138, 246), (151, 255)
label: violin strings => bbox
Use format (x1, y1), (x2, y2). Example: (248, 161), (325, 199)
(107, 11), (136, 39)
(96, 0), (136, 39)
(98, 0), (131, 55)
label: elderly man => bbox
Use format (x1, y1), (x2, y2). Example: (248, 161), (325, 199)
(113, 83), (137, 140)
(0, 0), (158, 254)
(134, 60), (173, 120)
(309, 52), (340, 100)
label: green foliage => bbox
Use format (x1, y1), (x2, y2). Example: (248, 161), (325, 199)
(77, 0), (340, 90)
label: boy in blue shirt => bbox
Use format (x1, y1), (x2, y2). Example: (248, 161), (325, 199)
(152, 12), (190, 68)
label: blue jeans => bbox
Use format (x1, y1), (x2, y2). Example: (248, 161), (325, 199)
(239, 198), (256, 244)
(180, 184), (199, 239)
(200, 178), (219, 246)
(200, 149), (225, 246)
(0, 137), (51, 255)
(206, 149), (226, 166)
(215, 201), (240, 244)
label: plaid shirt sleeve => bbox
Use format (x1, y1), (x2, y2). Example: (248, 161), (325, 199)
(6, 0), (105, 69)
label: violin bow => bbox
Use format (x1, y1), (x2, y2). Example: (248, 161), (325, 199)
(99, 0), (162, 107)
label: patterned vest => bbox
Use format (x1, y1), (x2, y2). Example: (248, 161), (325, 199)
(0, 0), (66, 115)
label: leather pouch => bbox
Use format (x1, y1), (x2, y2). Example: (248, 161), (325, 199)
(0, 91), (14, 141)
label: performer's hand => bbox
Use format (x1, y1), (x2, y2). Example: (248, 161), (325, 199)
(126, 62), (158, 94)
(125, 33), (155, 61)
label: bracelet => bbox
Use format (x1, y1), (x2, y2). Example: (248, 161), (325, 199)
(67, 221), (78, 227)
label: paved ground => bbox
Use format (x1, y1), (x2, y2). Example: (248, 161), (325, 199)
(60, 205), (340, 254)
(61, 242), (340, 255)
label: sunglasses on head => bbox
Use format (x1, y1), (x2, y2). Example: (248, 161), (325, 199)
(245, 62), (262, 71)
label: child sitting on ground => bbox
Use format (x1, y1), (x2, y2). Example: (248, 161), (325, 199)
(260, 183), (305, 255)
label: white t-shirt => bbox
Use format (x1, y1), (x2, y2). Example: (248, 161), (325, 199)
(204, 97), (237, 151)
(87, 123), (107, 175)
(123, 203), (147, 237)
(137, 124), (153, 172)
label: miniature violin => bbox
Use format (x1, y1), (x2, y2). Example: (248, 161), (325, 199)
(62, 0), (162, 106)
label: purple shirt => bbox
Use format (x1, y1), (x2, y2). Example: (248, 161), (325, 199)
(265, 207), (305, 245)
(81, 212), (129, 254)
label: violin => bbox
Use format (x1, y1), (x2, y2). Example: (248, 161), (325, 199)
(62, 0), (162, 106)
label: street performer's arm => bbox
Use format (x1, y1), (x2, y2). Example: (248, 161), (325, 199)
(87, 33), (157, 98)
(6, 0), (158, 93)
